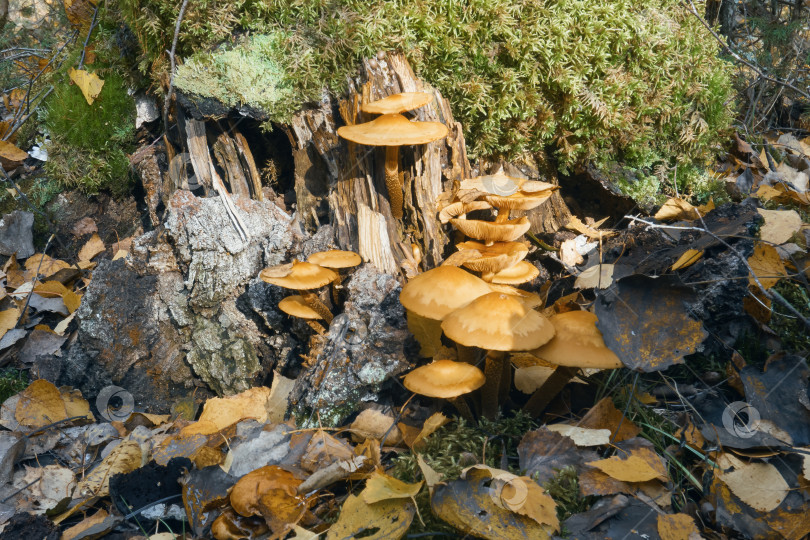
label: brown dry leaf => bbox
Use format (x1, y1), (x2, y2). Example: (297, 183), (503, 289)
(300, 430), (355, 472)
(655, 198), (697, 221)
(657, 513), (701, 540)
(153, 433), (207, 466)
(0, 308), (19, 340)
(363, 471), (423, 504)
(61, 508), (118, 540)
(24, 254), (70, 279)
(566, 215), (617, 240)
(718, 461), (788, 512)
(68, 68), (104, 105)
(350, 409), (403, 446)
(400, 412), (449, 450)
(33, 280), (67, 298)
(78, 233), (105, 262)
(75, 440), (144, 497)
(586, 446), (668, 483)
(546, 424), (611, 446)
(671, 249), (704, 271)
(748, 243), (787, 289)
(578, 468), (632, 497)
(230, 465), (310, 537)
(0, 140), (28, 170)
(180, 387), (271, 436)
(15, 379), (68, 429)
(406, 310), (443, 358)
(743, 285), (772, 323)
(757, 209), (803, 245)
(267, 371), (294, 423)
(4, 256), (25, 288)
(63, 290), (82, 313)
(574, 264), (615, 289)
(326, 493), (414, 540)
(64, 0), (97, 28)
(71, 217), (97, 237)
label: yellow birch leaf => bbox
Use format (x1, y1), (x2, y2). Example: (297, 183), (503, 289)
(75, 440), (144, 497)
(671, 249), (704, 271)
(78, 233), (105, 262)
(748, 243), (787, 289)
(68, 68), (104, 105)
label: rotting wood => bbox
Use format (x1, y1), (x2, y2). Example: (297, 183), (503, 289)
(229, 121), (264, 201)
(212, 132), (251, 199)
(184, 118), (214, 194)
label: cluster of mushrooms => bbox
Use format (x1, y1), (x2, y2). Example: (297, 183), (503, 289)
(259, 250), (362, 334)
(400, 170), (624, 419)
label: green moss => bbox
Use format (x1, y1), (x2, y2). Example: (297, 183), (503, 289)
(121, 0), (735, 175)
(543, 466), (594, 528)
(42, 69), (135, 196)
(0, 370), (28, 405)
(769, 281), (810, 354)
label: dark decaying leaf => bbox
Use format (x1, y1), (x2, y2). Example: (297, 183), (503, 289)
(518, 427), (598, 484)
(595, 275), (707, 372)
(740, 355), (810, 446)
(180, 465), (237, 537)
(563, 494), (630, 536)
(430, 471), (552, 539)
(578, 397), (641, 442)
(692, 392), (789, 450)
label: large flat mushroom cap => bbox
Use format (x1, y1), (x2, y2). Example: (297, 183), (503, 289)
(337, 113), (448, 147)
(307, 249), (362, 269)
(530, 311), (623, 369)
(399, 265), (492, 320)
(460, 169), (525, 196)
(403, 359), (486, 398)
(484, 190), (556, 211)
(361, 92), (434, 115)
(442, 292), (555, 351)
(278, 295), (323, 319)
(489, 260), (540, 285)
(450, 216), (531, 243)
(260, 261), (338, 289)
(488, 284), (543, 309)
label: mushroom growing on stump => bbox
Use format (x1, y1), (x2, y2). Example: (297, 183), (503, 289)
(523, 310), (622, 417)
(260, 261), (338, 324)
(450, 216), (531, 244)
(441, 292), (555, 419)
(307, 249), (361, 304)
(399, 265), (492, 358)
(278, 295), (327, 334)
(488, 260), (540, 285)
(337, 92), (448, 219)
(403, 359), (486, 421)
(455, 240), (529, 282)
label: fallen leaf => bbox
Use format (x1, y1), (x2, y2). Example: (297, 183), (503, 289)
(326, 492), (415, 540)
(363, 471), (423, 504)
(267, 372), (294, 424)
(68, 68), (104, 105)
(748, 242), (787, 289)
(24, 254), (70, 279)
(671, 249), (704, 271)
(0, 308), (19, 340)
(574, 264), (615, 289)
(350, 408), (403, 446)
(78, 233), (105, 262)
(75, 440), (144, 497)
(0, 140), (27, 170)
(657, 513), (701, 540)
(61, 509), (119, 540)
(180, 387), (272, 436)
(718, 461), (788, 512)
(400, 412), (449, 450)
(566, 215), (617, 240)
(559, 239), (583, 266)
(595, 275), (707, 372)
(655, 198), (714, 221)
(519, 427), (598, 483)
(59, 387), (94, 422)
(586, 444), (668, 483)
(546, 424), (611, 446)
(71, 217), (97, 237)
(14, 379), (68, 429)
(757, 209), (803, 245)
(579, 397), (641, 442)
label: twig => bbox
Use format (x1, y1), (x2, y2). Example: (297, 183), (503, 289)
(77, 5), (100, 70)
(162, 0), (190, 136)
(682, 0), (810, 101)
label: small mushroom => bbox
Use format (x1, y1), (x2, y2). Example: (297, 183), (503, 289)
(455, 240), (529, 280)
(260, 261), (338, 324)
(278, 295), (327, 334)
(361, 92), (434, 115)
(488, 260), (540, 285)
(307, 249), (362, 304)
(441, 292), (555, 418)
(338, 103), (448, 219)
(438, 201), (492, 224)
(403, 359), (486, 421)
(523, 310), (622, 416)
(450, 216), (531, 244)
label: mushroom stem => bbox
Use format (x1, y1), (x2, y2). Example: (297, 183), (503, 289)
(481, 351), (506, 419)
(455, 343), (480, 365)
(385, 146), (403, 219)
(498, 353), (512, 405)
(301, 292), (334, 325)
(306, 320), (327, 335)
(331, 274), (343, 305)
(522, 366), (579, 417)
(448, 396), (475, 423)
(481, 272), (495, 282)
(494, 209), (511, 223)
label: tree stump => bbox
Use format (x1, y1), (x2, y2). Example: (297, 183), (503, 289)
(289, 52), (471, 275)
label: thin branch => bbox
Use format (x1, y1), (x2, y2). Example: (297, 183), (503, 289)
(682, 0), (810, 101)
(162, 0), (190, 136)
(77, 5), (100, 70)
